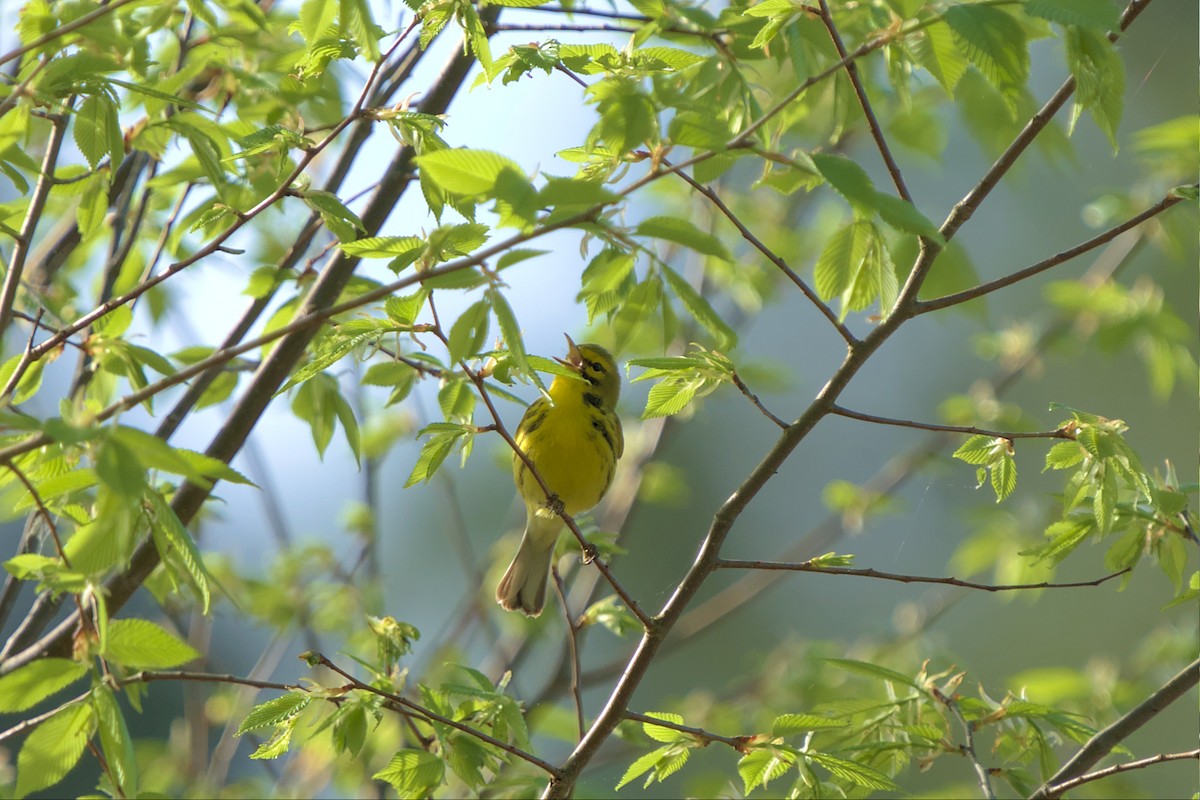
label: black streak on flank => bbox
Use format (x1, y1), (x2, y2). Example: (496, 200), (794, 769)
(592, 417), (616, 453)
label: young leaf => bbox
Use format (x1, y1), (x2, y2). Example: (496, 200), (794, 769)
(15, 702), (95, 799)
(0, 658), (88, 713)
(415, 149), (523, 196)
(93, 684), (138, 797)
(373, 749), (446, 796)
(104, 618), (201, 669)
(237, 693), (313, 735)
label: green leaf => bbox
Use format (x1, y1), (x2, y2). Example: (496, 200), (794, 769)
(489, 289), (540, 395)
(404, 426), (470, 487)
(772, 713), (849, 736)
(872, 192), (944, 242)
(814, 221), (872, 301)
(250, 719), (298, 759)
(95, 436), (146, 500)
(661, 266), (737, 348)
(105, 618), (200, 669)
(0, 658), (88, 713)
(340, 235), (423, 260)
(385, 289), (428, 325)
(617, 746), (669, 790)
(1044, 441), (1084, 470)
(823, 657), (920, 688)
(943, 5), (1029, 99)
(237, 693), (312, 735)
(373, 749), (446, 796)
(811, 153), (877, 211)
(738, 746), (796, 793)
(1026, 0), (1119, 30)
(635, 216), (731, 260)
(913, 21), (968, 94)
(641, 712), (688, 743)
(806, 750), (901, 790)
(15, 702), (94, 799)
(1065, 26), (1124, 150)
(447, 298), (491, 364)
(146, 489), (214, 613)
(301, 189), (366, 243)
(991, 450), (1017, 502)
(74, 92), (122, 170)
(643, 377), (699, 419)
(93, 684), (138, 797)
(953, 434), (1004, 466)
(415, 149), (523, 196)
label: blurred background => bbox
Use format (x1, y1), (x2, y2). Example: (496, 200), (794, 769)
(1, 0), (1196, 796)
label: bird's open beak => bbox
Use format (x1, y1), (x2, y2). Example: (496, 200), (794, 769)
(554, 333), (585, 374)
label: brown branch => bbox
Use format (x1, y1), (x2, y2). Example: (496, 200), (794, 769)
(731, 371), (788, 429)
(118, 669), (305, 693)
(716, 559), (1131, 593)
(0, 691), (90, 744)
(667, 160), (857, 346)
(0, 0), (143, 68)
(310, 652), (559, 775)
(818, 0), (911, 202)
(1039, 749), (1200, 797)
(624, 710), (754, 752)
(829, 404), (1074, 441)
(0, 18), (495, 675)
(7, 23), (419, 379)
(550, 566), (585, 741)
(894, 0), (1155, 313)
(916, 188), (1190, 314)
(931, 685), (996, 800)
(1030, 657), (1200, 798)
(0, 110), (67, 342)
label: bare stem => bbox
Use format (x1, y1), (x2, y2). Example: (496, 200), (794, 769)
(829, 404), (1074, 441)
(932, 685), (996, 800)
(716, 559), (1130, 593)
(1030, 657), (1200, 798)
(1039, 749), (1200, 797)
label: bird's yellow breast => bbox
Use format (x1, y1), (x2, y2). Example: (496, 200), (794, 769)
(513, 393), (620, 515)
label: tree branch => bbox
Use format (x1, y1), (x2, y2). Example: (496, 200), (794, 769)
(0, 109), (67, 340)
(716, 559), (1130, 593)
(667, 159), (857, 346)
(818, 0), (911, 202)
(916, 188), (1190, 314)
(310, 652), (559, 775)
(1029, 657), (1200, 798)
(731, 371), (788, 429)
(931, 685), (996, 800)
(1039, 749), (1199, 797)
(624, 710), (754, 751)
(829, 404), (1074, 441)
(0, 0), (143, 68)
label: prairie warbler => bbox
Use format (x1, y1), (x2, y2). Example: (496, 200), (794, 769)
(496, 335), (623, 616)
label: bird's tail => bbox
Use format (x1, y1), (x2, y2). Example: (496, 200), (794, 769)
(496, 512), (562, 616)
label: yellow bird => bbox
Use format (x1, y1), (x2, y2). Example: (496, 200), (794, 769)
(496, 335), (623, 616)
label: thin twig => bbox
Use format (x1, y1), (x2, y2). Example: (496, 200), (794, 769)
(551, 566), (585, 741)
(931, 685), (996, 800)
(624, 710), (754, 751)
(1030, 657), (1200, 798)
(817, 0), (911, 202)
(7, 23), (419, 377)
(716, 559), (1131, 593)
(667, 160), (857, 346)
(916, 188), (1190, 314)
(311, 653), (560, 775)
(1039, 749), (1200, 797)
(829, 404), (1074, 441)
(731, 372), (788, 429)
(0, 110), (68, 341)
(0, 0), (143, 68)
